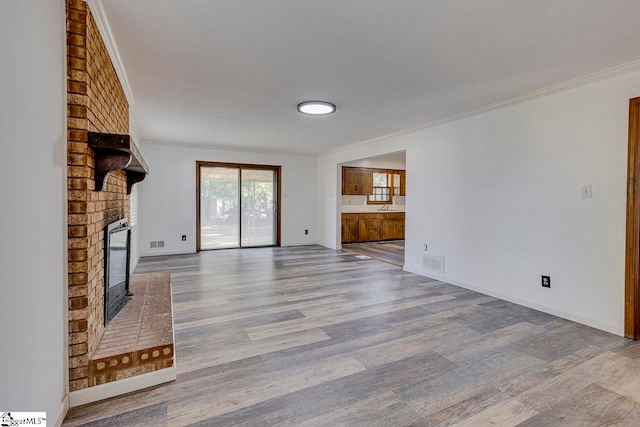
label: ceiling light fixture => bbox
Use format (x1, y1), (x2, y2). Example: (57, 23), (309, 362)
(297, 101), (336, 115)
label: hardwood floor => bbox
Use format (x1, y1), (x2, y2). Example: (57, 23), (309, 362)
(342, 240), (405, 266)
(63, 246), (640, 426)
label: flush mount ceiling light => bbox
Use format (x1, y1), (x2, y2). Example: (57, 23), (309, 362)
(297, 101), (336, 115)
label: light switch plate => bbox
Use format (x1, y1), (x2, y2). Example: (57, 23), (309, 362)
(581, 185), (592, 199)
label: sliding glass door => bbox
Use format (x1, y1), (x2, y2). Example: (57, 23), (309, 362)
(198, 162), (279, 250)
(199, 166), (240, 249)
(241, 169), (276, 247)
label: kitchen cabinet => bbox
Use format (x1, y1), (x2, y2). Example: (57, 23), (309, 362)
(381, 218), (404, 240)
(341, 212), (404, 243)
(342, 167), (359, 195)
(358, 214), (381, 241)
(342, 167), (372, 195)
(341, 213), (360, 243)
(358, 169), (373, 195)
(342, 166), (404, 197)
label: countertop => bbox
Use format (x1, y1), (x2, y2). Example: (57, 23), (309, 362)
(341, 206), (405, 213)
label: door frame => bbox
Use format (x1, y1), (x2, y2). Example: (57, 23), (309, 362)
(196, 161), (282, 251)
(625, 97), (640, 338)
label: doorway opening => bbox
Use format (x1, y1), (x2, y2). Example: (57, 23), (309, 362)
(196, 161), (281, 251)
(339, 151), (406, 267)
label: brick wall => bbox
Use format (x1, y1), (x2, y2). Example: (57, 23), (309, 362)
(67, 0), (130, 392)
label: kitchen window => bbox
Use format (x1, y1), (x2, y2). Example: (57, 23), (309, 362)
(369, 172), (392, 203)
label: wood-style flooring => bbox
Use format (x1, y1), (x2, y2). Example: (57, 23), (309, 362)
(342, 240), (405, 266)
(64, 245), (640, 426)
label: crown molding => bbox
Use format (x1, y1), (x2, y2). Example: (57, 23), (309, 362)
(142, 139), (318, 158)
(85, 0), (135, 105)
(321, 58), (640, 157)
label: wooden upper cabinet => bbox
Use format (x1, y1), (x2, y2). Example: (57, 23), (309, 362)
(342, 166), (404, 197)
(358, 168), (373, 195)
(342, 167), (372, 195)
(342, 167), (359, 195)
(399, 171), (406, 196)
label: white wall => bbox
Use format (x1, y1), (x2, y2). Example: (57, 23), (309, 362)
(128, 130), (142, 273)
(319, 69), (640, 335)
(138, 143), (318, 256)
(342, 155), (406, 170)
(0, 0), (68, 424)
(129, 184), (140, 273)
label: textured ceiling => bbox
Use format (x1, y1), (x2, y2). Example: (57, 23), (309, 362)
(102, 0), (640, 155)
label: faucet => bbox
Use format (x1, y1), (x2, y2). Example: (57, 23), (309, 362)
(381, 204), (390, 211)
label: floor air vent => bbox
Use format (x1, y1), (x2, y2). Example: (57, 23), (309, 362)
(423, 253), (445, 273)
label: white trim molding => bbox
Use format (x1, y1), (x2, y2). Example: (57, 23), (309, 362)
(69, 366), (177, 407)
(140, 249), (195, 257)
(85, 0), (135, 105)
(52, 395), (69, 427)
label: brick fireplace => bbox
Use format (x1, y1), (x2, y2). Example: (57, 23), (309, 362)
(66, 0), (173, 393)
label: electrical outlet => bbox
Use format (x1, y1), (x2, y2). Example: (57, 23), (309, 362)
(305, 229), (309, 235)
(182, 235), (187, 241)
(541, 275), (551, 288)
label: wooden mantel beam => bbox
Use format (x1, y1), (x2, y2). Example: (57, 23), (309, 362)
(87, 132), (149, 195)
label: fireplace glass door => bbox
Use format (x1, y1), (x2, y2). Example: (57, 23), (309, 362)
(198, 163), (279, 250)
(104, 219), (131, 324)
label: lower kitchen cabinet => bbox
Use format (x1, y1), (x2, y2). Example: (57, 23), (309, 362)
(341, 212), (404, 243)
(359, 217), (380, 241)
(381, 219), (404, 240)
(341, 217), (360, 243)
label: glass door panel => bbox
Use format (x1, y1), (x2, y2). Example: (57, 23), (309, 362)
(241, 169), (276, 247)
(200, 167), (239, 249)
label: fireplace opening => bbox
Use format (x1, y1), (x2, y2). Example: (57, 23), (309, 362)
(104, 219), (132, 325)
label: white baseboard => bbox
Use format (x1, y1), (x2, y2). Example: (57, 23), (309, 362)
(403, 265), (623, 337)
(281, 242), (319, 247)
(142, 245), (322, 256)
(69, 366), (177, 407)
(319, 243), (339, 250)
(140, 249), (194, 257)
(52, 394), (69, 427)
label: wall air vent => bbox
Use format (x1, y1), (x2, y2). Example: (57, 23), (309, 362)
(423, 253), (445, 274)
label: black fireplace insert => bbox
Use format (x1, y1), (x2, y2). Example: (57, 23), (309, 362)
(104, 219), (131, 324)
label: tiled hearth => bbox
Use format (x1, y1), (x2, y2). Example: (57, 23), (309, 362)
(89, 272), (174, 386)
